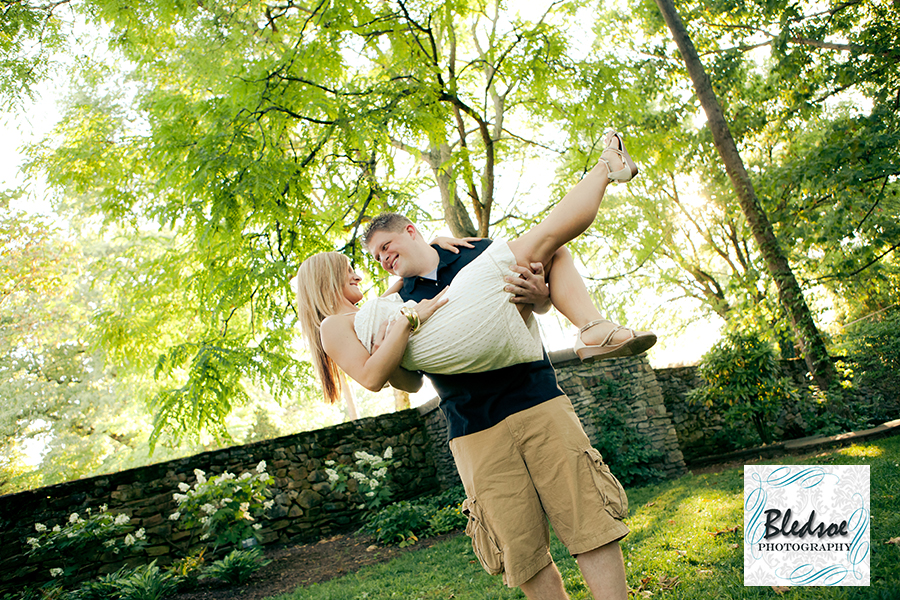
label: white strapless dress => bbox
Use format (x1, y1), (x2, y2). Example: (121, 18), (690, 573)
(353, 242), (544, 374)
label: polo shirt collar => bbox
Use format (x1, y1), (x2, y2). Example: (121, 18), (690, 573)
(401, 244), (461, 294)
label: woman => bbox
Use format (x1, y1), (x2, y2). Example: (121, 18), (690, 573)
(297, 130), (654, 403)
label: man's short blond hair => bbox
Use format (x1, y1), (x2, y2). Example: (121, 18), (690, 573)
(363, 213), (412, 250)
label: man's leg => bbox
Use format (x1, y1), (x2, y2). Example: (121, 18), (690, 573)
(520, 561), (570, 600)
(576, 541), (628, 600)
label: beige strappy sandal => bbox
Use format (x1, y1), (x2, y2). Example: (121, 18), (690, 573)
(574, 319), (657, 361)
(599, 129), (638, 183)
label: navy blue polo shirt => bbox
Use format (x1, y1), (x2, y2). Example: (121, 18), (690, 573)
(399, 239), (564, 439)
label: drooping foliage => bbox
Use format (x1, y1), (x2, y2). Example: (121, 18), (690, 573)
(3, 0), (897, 466)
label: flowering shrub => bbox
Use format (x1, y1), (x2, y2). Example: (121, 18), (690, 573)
(169, 461), (274, 549)
(324, 447), (394, 511)
(24, 505), (146, 581)
(362, 485), (468, 547)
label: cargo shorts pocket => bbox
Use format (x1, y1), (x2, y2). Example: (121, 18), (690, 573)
(584, 448), (629, 520)
(461, 497), (503, 575)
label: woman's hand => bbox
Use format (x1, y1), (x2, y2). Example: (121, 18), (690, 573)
(430, 236), (482, 253)
(414, 287), (449, 324)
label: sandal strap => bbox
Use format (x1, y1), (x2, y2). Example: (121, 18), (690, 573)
(579, 319), (636, 347)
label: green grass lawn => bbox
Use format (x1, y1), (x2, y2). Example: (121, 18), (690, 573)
(272, 436), (900, 600)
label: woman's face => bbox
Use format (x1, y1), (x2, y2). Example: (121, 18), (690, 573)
(342, 264), (363, 305)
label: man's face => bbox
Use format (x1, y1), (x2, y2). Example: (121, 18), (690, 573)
(367, 225), (425, 278)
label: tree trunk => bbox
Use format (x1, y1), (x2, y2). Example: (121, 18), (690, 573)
(393, 388), (410, 411)
(654, 0), (838, 393)
(341, 378), (359, 421)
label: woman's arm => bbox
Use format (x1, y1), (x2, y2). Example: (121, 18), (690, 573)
(321, 289), (448, 392)
(321, 314), (412, 393)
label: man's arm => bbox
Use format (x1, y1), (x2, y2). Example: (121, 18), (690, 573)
(383, 278), (403, 297)
(504, 262), (551, 314)
(388, 367), (424, 393)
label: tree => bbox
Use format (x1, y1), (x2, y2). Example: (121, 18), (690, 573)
(28, 0), (629, 442)
(652, 0), (840, 392)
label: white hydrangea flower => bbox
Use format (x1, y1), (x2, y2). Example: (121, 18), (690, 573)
(69, 513), (80, 524)
(370, 480), (379, 489)
(26, 538), (40, 549)
(201, 533), (210, 540)
(114, 514), (130, 526)
(239, 502), (250, 513)
(256, 460), (266, 473)
(383, 447), (393, 459)
(194, 469), (207, 484)
(135, 528), (145, 540)
(222, 497), (233, 504)
(325, 460), (335, 466)
(263, 500), (274, 510)
(252, 523), (262, 530)
(365, 491), (375, 497)
(169, 512), (181, 521)
(239, 472), (252, 480)
(100, 504), (108, 512)
(351, 472), (366, 482)
(200, 516), (210, 525)
(34, 523), (46, 532)
(178, 482), (191, 492)
(52, 525), (61, 533)
(374, 468), (388, 478)
(103, 539), (116, 547)
(50, 568), (63, 578)
(201, 503), (216, 515)
(173, 493), (187, 504)
(124, 534), (135, 546)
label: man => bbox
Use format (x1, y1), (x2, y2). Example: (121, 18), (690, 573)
(363, 213), (629, 600)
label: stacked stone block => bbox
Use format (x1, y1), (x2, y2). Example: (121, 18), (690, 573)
(549, 350), (687, 480)
(0, 409), (437, 595)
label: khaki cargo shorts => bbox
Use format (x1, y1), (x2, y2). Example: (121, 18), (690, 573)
(449, 395), (630, 588)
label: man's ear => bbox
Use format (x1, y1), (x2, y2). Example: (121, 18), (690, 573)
(405, 224), (418, 239)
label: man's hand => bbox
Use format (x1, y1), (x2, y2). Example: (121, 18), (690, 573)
(505, 262), (551, 314)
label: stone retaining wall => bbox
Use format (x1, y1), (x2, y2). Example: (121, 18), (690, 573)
(654, 358), (894, 463)
(2, 352), (690, 594)
(0, 409), (436, 594)
(550, 350), (687, 480)
(417, 352), (688, 487)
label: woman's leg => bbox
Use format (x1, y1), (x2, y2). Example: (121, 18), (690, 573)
(545, 247), (656, 353)
(507, 131), (633, 269)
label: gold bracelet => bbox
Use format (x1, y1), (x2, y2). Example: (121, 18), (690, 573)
(399, 306), (421, 333)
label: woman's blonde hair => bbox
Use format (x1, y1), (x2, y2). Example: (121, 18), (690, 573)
(295, 252), (352, 405)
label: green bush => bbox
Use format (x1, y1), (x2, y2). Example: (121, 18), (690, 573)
(167, 547), (207, 591)
(689, 331), (799, 445)
(427, 504), (467, 536)
(839, 310), (900, 418)
(69, 569), (128, 599)
(592, 408), (664, 487)
(203, 547), (271, 585)
(115, 561), (179, 600)
(363, 501), (431, 547)
(170, 462), (274, 550)
(362, 485), (469, 547)
(324, 448), (395, 512)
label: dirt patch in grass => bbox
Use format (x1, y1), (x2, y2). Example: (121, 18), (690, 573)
(170, 531), (463, 600)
